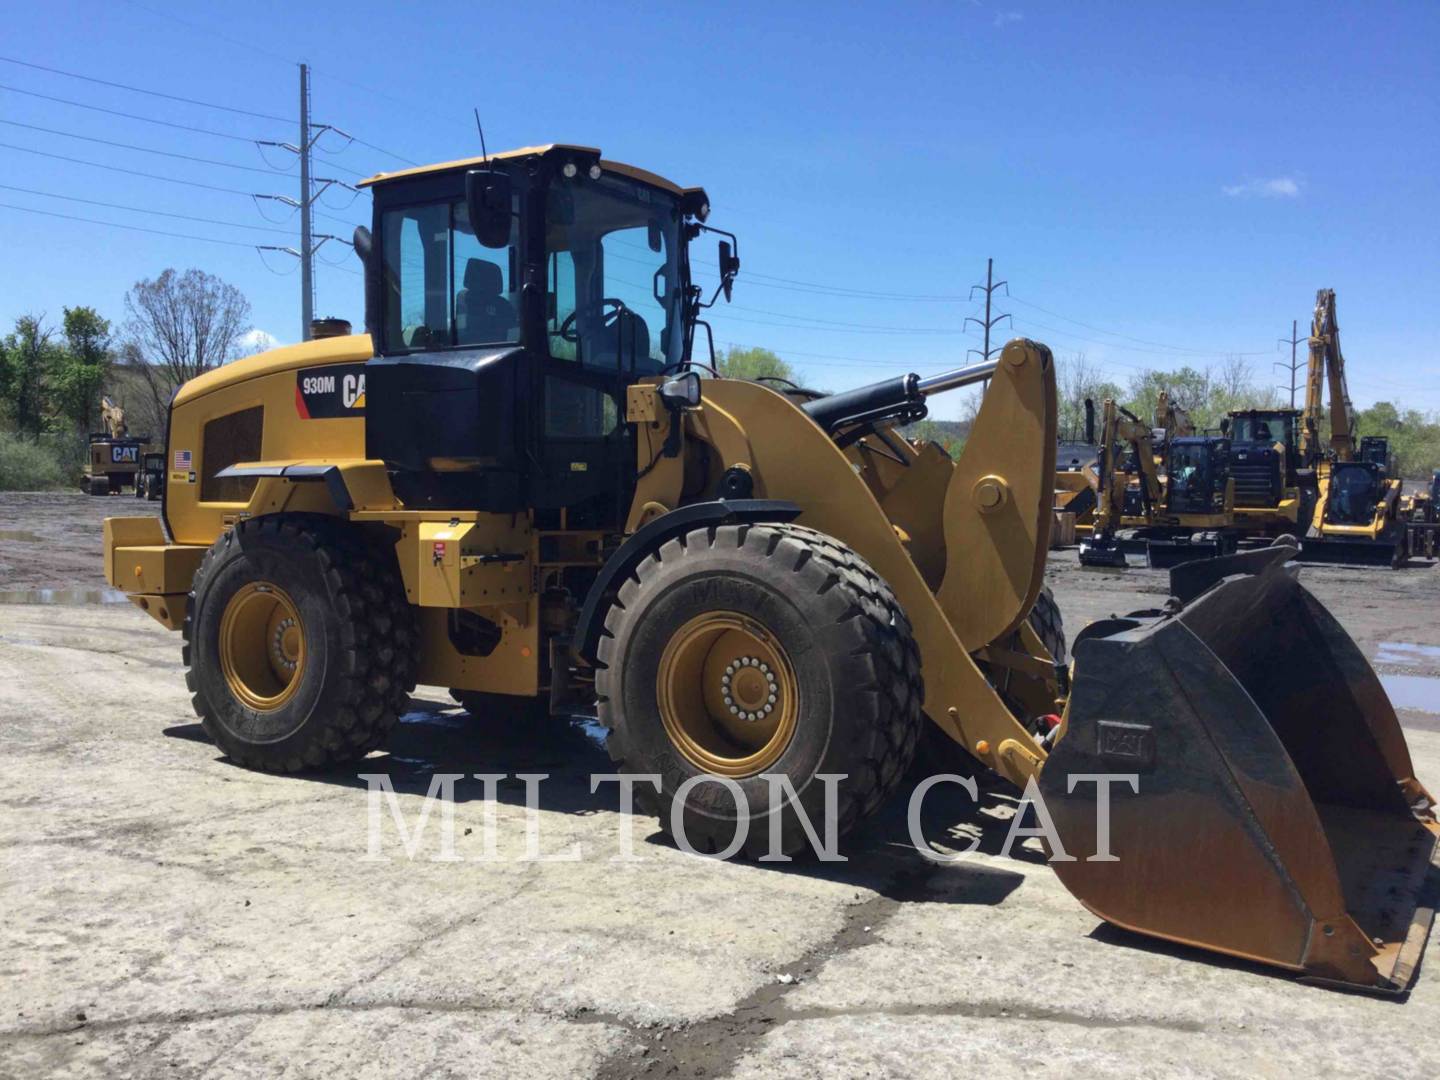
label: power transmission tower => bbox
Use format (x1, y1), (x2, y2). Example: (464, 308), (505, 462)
(255, 63), (356, 340)
(965, 258), (1011, 390)
(1275, 319), (1305, 408)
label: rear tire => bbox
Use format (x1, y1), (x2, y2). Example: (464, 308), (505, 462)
(183, 515), (417, 772)
(1028, 585), (1066, 666)
(918, 585), (1067, 779)
(596, 523), (923, 859)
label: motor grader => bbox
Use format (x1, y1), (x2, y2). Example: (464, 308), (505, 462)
(103, 143), (1438, 992)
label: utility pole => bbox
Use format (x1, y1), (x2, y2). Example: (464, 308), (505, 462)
(1276, 319), (1304, 408)
(965, 258), (1011, 390)
(299, 62), (313, 340)
(254, 65), (355, 339)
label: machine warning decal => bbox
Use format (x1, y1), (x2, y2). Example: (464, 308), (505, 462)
(295, 363), (367, 419)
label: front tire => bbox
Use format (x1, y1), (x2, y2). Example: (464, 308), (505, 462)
(596, 523), (923, 859)
(183, 515), (417, 772)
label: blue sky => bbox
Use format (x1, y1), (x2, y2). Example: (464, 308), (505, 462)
(1, 0), (1436, 419)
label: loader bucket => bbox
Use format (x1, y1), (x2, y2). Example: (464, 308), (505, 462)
(1298, 534), (1403, 569)
(1040, 546), (1440, 992)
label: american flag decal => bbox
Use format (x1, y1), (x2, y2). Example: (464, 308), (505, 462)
(173, 450), (192, 470)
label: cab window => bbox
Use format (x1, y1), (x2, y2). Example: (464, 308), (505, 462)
(381, 199), (519, 352)
(545, 173), (682, 373)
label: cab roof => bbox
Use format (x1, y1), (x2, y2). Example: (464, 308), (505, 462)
(358, 143), (707, 206)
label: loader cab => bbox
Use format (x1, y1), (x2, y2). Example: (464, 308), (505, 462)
(1224, 408), (1301, 506)
(1326, 461), (1383, 526)
(1164, 436), (1230, 515)
(358, 144), (712, 528)
(1358, 435), (1390, 470)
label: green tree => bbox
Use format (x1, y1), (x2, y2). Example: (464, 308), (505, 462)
(716, 345), (794, 383)
(50, 306), (113, 435)
(0, 315), (62, 438)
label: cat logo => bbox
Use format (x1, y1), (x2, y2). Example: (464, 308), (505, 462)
(295, 363), (367, 419)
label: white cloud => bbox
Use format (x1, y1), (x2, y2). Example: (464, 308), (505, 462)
(237, 329), (283, 358)
(993, 10), (1023, 26)
(1221, 176), (1301, 199)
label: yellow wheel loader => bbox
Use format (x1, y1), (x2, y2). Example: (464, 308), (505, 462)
(102, 143), (1438, 991)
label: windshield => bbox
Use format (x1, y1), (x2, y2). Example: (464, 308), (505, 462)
(546, 173), (683, 374)
(1229, 415), (1293, 446)
(1330, 464), (1379, 525)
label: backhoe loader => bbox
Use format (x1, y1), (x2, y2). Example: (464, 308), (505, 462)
(1297, 290), (1408, 566)
(1079, 399), (1236, 568)
(101, 143), (1438, 992)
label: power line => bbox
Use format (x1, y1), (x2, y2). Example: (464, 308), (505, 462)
(0, 54), (293, 123)
(0, 118), (290, 175)
(1007, 295), (1269, 357)
(0, 183), (296, 234)
(0, 200), (260, 247)
(0, 82), (280, 143)
(0, 140), (258, 195)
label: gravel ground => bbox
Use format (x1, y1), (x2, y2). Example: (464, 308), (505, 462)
(1, 492), (1438, 1078)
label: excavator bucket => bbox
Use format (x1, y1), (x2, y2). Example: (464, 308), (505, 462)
(1040, 545), (1440, 992)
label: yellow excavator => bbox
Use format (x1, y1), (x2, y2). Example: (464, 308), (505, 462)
(83, 395), (151, 496)
(100, 143), (1437, 992)
(1297, 290), (1408, 566)
(1079, 398), (1236, 567)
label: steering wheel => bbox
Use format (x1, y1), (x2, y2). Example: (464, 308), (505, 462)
(558, 298), (631, 343)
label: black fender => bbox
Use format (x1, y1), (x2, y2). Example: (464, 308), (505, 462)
(573, 499), (801, 663)
(213, 463), (355, 512)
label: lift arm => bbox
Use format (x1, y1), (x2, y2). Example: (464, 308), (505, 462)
(1302, 289), (1357, 463)
(1092, 398), (1162, 537)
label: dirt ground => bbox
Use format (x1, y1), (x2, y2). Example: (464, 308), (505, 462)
(2, 492), (1440, 1078)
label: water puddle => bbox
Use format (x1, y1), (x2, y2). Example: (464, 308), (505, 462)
(1376, 641), (1440, 665)
(0, 530), (42, 542)
(568, 715), (608, 749)
(0, 587), (130, 605)
(1380, 674), (1440, 714)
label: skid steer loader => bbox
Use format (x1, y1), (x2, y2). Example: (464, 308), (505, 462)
(101, 143), (1438, 992)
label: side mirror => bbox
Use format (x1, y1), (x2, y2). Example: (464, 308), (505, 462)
(659, 371), (702, 410)
(1219, 417), (1230, 435)
(465, 169), (513, 249)
(718, 240), (739, 302)
(647, 220), (663, 253)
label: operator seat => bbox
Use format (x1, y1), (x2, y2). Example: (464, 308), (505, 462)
(588, 308), (651, 371)
(456, 259), (518, 344)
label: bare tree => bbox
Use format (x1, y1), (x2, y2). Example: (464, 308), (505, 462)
(123, 269), (252, 421)
(1056, 352), (1124, 442)
(1217, 353), (1250, 400)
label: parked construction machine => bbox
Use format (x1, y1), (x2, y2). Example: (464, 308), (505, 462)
(100, 143), (1437, 992)
(1079, 399), (1236, 567)
(1297, 290), (1407, 566)
(83, 396), (152, 495)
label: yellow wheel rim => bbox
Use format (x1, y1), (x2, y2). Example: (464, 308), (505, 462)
(656, 611), (799, 778)
(219, 581), (306, 711)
